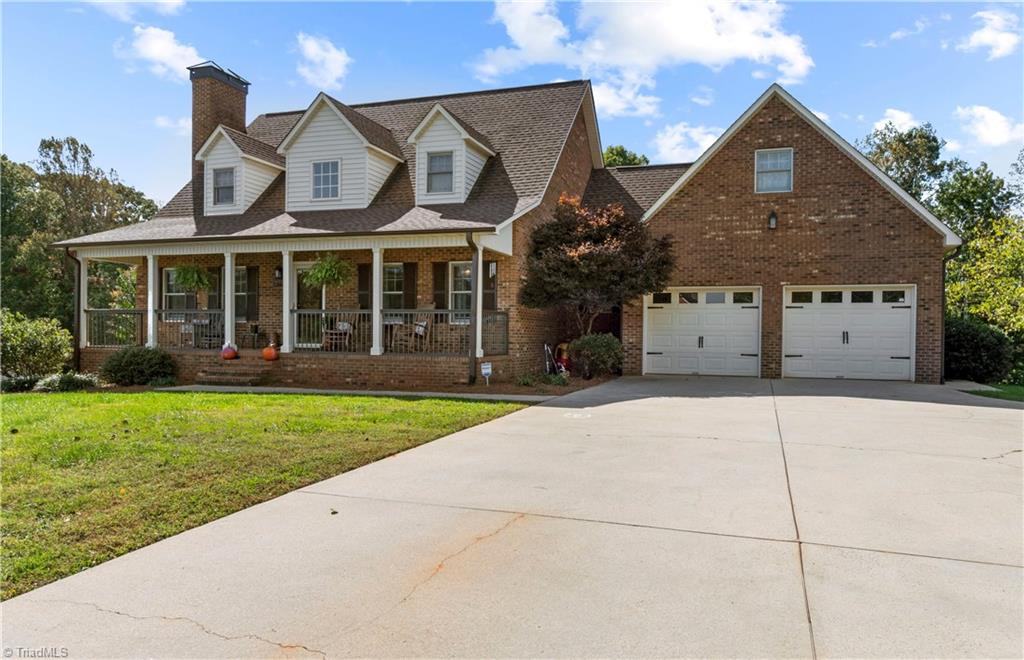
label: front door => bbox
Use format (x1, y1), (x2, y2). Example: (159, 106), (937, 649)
(295, 267), (324, 348)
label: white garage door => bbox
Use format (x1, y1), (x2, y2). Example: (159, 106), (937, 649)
(783, 286), (915, 381)
(644, 288), (760, 376)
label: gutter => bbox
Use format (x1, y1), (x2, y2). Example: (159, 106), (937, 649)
(939, 243), (963, 385)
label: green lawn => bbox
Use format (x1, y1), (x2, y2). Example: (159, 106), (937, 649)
(970, 384), (1024, 402)
(1, 391), (524, 599)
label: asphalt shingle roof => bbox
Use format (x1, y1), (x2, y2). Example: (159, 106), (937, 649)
(582, 163), (692, 219)
(221, 126), (285, 168)
(59, 80), (591, 247)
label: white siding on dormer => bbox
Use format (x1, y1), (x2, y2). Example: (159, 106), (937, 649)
(415, 114), (464, 205)
(464, 144), (487, 198)
(366, 150), (397, 203)
(204, 136), (243, 216)
(285, 104), (367, 211)
(244, 159), (279, 208)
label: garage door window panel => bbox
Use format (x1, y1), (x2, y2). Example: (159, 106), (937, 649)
(821, 291), (843, 303)
(705, 292), (726, 304)
(679, 292), (698, 304)
(792, 291), (812, 304)
(882, 290), (906, 303)
(851, 291), (874, 303)
(732, 291), (754, 304)
(651, 292), (671, 304)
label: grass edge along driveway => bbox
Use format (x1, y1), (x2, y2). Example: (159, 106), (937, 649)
(1, 391), (525, 599)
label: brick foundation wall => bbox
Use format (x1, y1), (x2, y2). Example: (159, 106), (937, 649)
(81, 347), (472, 389)
(624, 95), (947, 383)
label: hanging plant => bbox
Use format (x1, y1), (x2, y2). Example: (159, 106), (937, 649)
(173, 264), (211, 292)
(302, 253), (354, 288)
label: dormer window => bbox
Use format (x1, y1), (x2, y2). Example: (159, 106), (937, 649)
(312, 160), (340, 199)
(213, 168), (235, 205)
(755, 148), (793, 193)
(427, 152), (454, 193)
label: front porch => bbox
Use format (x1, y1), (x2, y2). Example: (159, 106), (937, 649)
(76, 238), (514, 385)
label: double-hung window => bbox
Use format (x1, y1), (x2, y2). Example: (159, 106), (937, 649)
(233, 266), (249, 322)
(312, 160), (340, 199)
(382, 264), (404, 310)
(162, 268), (190, 321)
(426, 152), (453, 193)
(449, 262), (473, 323)
(755, 148), (793, 193)
(213, 168), (235, 205)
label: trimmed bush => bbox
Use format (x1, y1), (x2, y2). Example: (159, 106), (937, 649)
(99, 346), (177, 386)
(33, 372), (99, 392)
(945, 315), (1012, 384)
(568, 333), (623, 379)
(0, 376), (39, 393)
(0, 309), (73, 378)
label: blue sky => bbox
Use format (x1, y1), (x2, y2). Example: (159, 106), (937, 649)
(3, 1), (1022, 205)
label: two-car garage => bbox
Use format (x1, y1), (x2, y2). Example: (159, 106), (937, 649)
(643, 285), (916, 381)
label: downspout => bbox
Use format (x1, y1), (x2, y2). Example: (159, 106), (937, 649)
(66, 247), (82, 372)
(465, 231), (480, 385)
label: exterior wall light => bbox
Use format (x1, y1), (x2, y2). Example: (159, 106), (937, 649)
(768, 210), (778, 230)
(274, 265), (283, 281)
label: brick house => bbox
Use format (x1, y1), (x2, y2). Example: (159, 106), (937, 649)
(59, 61), (959, 387)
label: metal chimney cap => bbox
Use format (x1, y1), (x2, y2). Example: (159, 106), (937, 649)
(187, 61), (250, 92)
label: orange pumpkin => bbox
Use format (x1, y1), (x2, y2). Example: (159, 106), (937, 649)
(262, 344), (279, 361)
(220, 346), (238, 360)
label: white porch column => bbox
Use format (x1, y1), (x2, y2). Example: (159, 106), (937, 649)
(146, 255), (158, 348)
(281, 250), (293, 352)
(370, 247), (383, 356)
(223, 252), (235, 348)
(78, 257), (88, 348)
(475, 244), (484, 358)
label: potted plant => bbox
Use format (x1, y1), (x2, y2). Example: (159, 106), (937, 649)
(302, 253), (354, 289)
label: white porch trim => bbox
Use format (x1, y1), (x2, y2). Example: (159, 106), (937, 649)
(281, 250), (293, 352)
(223, 252), (235, 348)
(146, 255), (158, 347)
(370, 247), (383, 356)
(78, 256), (88, 349)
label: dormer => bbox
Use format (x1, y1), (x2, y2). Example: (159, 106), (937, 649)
(276, 93), (403, 212)
(407, 103), (496, 205)
(194, 125), (284, 216)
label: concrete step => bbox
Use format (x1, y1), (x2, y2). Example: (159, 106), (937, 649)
(195, 372), (268, 386)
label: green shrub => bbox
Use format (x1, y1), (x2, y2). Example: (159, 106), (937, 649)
(147, 375), (177, 388)
(33, 372), (99, 392)
(542, 372), (570, 386)
(568, 333), (623, 379)
(0, 376), (39, 393)
(1006, 330), (1024, 386)
(945, 315), (1012, 384)
(99, 346), (177, 386)
(0, 309), (73, 378)
(515, 372), (537, 387)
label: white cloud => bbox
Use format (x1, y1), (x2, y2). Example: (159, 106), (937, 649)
(751, 69), (770, 79)
(652, 121), (722, 162)
(295, 33), (352, 91)
(811, 109), (829, 122)
(116, 25), (202, 82)
(91, 1), (185, 23)
(957, 10), (1021, 60)
(689, 85), (714, 107)
(475, 0), (813, 117)
(861, 39), (880, 48)
(874, 108), (919, 131)
(943, 139), (962, 152)
(954, 105), (1024, 147)
(890, 18), (929, 41)
(154, 115), (191, 137)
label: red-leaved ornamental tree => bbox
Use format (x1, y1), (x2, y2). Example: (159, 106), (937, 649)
(522, 194), (675, 336)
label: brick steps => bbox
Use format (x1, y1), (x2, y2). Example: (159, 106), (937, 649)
(195, 356), (276, 386)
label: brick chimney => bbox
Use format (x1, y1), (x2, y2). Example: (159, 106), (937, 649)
(188, 61), (249, 216)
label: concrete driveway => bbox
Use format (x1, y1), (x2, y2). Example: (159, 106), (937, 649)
(4, 377), (1022, 658)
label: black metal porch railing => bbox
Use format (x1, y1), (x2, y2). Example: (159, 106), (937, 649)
(482, 310), (509, 355)
(85, 309), (145, 347)
(155, 309), (225, 350)
(292, 310), (372, 353)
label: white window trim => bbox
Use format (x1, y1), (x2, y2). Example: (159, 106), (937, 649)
(426, 150), (455, 195)
(448, 261), (473, 324)
(382, 262), (404, 311)
(310, 159), (341, 201)
(212, 167), (237, 206)
(754, 147), (793, 194)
